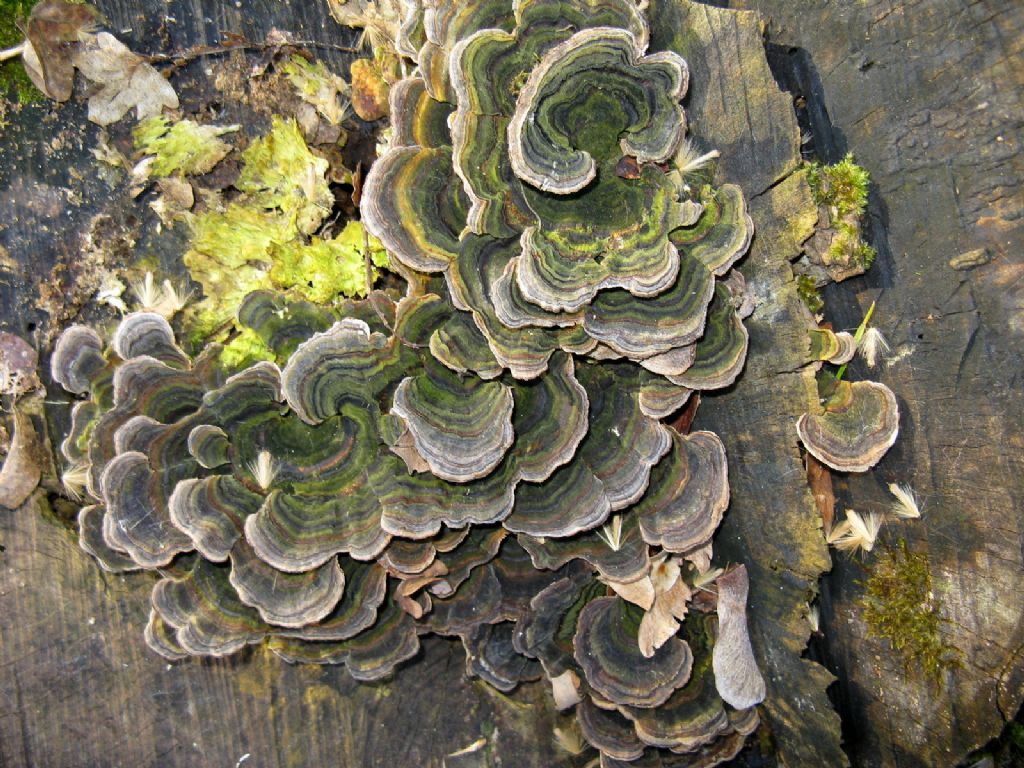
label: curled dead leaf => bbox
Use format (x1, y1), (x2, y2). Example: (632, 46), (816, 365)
(71, 32), (178, 125)
(22, 0), (101, 101)
(0, 409), (42, 510)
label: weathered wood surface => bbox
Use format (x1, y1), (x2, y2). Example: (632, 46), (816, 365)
(0, 498), (574, 768)
(732, 0), (1024, 765)
(652, 3), (848, 766)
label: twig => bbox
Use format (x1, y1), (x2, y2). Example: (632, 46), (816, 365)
(142, 37), (361, 66)
(0, 42), (25, 63)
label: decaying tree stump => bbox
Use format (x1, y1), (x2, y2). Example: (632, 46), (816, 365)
(0, 0), (1020, 766)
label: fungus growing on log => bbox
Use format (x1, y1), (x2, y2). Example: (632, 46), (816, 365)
(797, 379), (900, 472)
(43, 0), (915, 763)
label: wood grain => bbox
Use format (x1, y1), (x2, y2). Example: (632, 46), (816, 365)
(733, 0), (1024, 765)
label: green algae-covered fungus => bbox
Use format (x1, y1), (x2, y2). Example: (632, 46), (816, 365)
(363, 0), (752, 384)
(51, 1), (783, 763)
(797, 379), (900, 473)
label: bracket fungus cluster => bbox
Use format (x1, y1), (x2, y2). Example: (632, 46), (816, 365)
(53, 1), (773, 764)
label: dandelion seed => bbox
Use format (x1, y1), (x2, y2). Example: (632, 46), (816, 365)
(674, 138), (720, 175)
(830, 509), (883, 554)
(859, 326), (891, 368)
(247, 450), (277, 491)
(825, 518), (852, 544)
(888, 482), (922, 519)
(595, 514), (623, 551)
(157, 279), (192, 316)
(805, 603), (820, 633)
(62, 460), (92, 502)
(132, 271), (164, 311)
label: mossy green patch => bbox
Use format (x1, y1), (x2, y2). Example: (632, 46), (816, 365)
(235, 116), (332, 235)
(796, 274), (824, 314)
(807, 153), (870, 219)
(0, 0), (42, 103)
(133, 115), (238, 177)
(859, 539), (962, 686)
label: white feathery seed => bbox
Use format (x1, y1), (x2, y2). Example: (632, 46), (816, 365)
(830, 509), (883, 554)
(674, 138), (720, 175)
(859, 326), (891, 368)
(888, 482), (922, 519)
(595, 514), (623, 552)
(61, 461), (92, 502)
(247, 450), (278, 491)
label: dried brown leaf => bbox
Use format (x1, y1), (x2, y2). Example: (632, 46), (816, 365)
(71, 32), (178, 125)
(0, 410), (42, 509)
(22, 0), (100, 101)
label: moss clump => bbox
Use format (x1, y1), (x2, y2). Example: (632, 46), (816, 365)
(132, 115), (238, 177)
(859, 539), (962, 686)
(797, 274), (824, 314)
(805, 153), (877, 280)
(0, 0), (42, 103)
(807, 153), (870, 219)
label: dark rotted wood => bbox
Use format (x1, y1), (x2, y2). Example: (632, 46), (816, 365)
(0, 497), (572, 768)
(732, 1), (1024, 766)
(652, 3), (847, 765)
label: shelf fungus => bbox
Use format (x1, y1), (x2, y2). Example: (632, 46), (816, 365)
(797, 379), (900, 473)
(44, 0), (805, 763)
(363, 0), (752, 385)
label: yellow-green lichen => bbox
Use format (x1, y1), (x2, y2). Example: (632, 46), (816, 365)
(859, 539), (962, 686)
(132, 115), (238, 177)
(219, 326), (276, 370)
(235, 116), (333, 235)
(269, 220), (389, 304)
(185, 204), (293, 337)
(181, 117), (373, 338)
(185, 202), (387, 337)
(280, 54), (350, 125)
